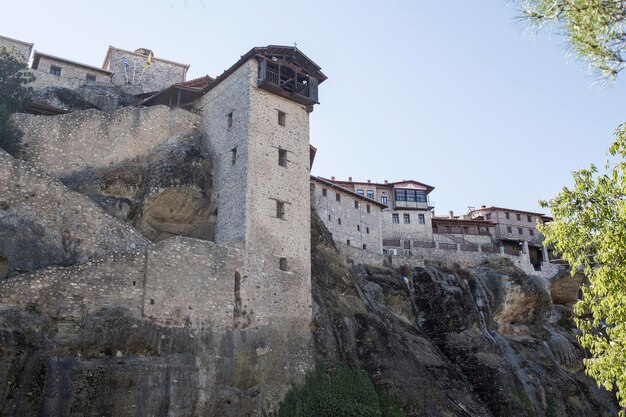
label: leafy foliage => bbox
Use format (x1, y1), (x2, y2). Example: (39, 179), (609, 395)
(0, 46), (35, 157)
(517, 0), (626, 80)
(267, 362), (406, 417)
(539, 124), (626, 414)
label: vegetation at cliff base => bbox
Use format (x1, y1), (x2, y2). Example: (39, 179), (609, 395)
(267, 362), (406, 417)
(0, 46), (35, 157)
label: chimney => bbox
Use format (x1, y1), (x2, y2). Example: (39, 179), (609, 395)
(448, 210), (454, 219)
(331, 176), (335, 181)
(367, 179), (371, 183)
(348, 176), (352, 182)
(384, 180), (388, 184)
(481, 205), (486, 209)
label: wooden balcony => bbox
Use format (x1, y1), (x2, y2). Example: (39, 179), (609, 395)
(258, 58), (319, 106)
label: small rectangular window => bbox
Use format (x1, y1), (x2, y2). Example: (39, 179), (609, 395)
(276, 201), (285, 219)
(338, 218), (342, 225)
(463, 227), (469, 234)
(527, 215), (532, 222)
(366, 227), (370, 234)
(392, 214), (399, 224)
(505, 212), (510, 220)
(366, 205), (371, 213)
(328, 215), (331, 221)
(50, 65), (61, 76)
(227, 112), (233, 128)
(367, 190), (374, 199)
(230, 147), (237, 165)
(278, 148), (287, 167)
(530, 229), (535, 236)
(86, 74), (96, 82)
(346, 239), (351, 246)
(403, 213), (410, 224)
(362, 244), (367, 250)
(486, 213), (492, 220)
(357, 225), (360, 231)
(381, 196), (388, 204)
(357, 189), (364, 195)
(354, 201), (359, 209)
(404, 241), (411, 249)
(418, 214), (425, 224)
(516, 214), (521, 221)
(518, 227), (523, 235)
(507, 226), (512, 233)
(279, 257), (288, 271)
(335, 193), (341, 202)
(278, 110), (286, 126)
(322, 188), (327, 197)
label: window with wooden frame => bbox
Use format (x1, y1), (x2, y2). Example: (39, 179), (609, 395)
(276, 201), (285, 219)
(278, 110), (286, 126)
(278, 148), (287, 167)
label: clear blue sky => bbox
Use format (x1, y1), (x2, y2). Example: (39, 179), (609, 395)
(4, 0), (625, 215)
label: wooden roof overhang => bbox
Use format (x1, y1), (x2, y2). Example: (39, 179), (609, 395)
(142, 84), (203, 107)
(24, 102), (70, 116)
(201, 46), (326, 108)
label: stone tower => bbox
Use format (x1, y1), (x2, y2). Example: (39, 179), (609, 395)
(198, 45), (326, 327)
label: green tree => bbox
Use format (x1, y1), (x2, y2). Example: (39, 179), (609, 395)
(518, 0), (626, 80)
(539, 127), (626, 414)
(0, 46), (35, 157)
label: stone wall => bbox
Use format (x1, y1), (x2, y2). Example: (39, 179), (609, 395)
(33, 55), (111, 83)
(199, 62), (251, 245)
(29, 69), (144, 93)
(144, 237), (242, 330)
(0, 236), (242, 329)
(311, 180), (383, 254)
(339, 240), (560, 278)
(13, 105), (201, 177)
(105, 47), (188, 93)
(0, 150), (148, 276)
(381, 208), (433, 242)
(0, 36), (32, 60)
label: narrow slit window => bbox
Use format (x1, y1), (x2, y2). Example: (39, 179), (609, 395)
(366, 205), (371, 213)
(276, 201), (285, 219)
(357, 225), (360, 231)
(230, 147), (237, 165)
(278, 148), (288, 166)
(227, 112), (233, 128)
(279, 257), (288, 271)
(335, 193), (341, 202)
(278, 110), (286, 126)
(354, 201), (359, 209)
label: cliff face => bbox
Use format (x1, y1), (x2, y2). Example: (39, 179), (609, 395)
(311, 214), (617, 417)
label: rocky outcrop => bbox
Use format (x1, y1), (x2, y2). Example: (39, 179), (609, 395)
(32, 84), (141, 112)
(0, 150), (148, 279)
(310, 213), (617, 417)
(62, 140), (216, 242)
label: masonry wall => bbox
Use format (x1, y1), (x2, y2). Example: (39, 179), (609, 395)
(0, 150), (148, 271)
(33, 55), (111, 83)
(311, 181), (383, 254)
(0, 37), (32, 60)
(199, 63), (251, 244)
(144, 237), (242, 330)
(13, 105), (201, 177)
(471, 208), (545, 245)
(0, 236), (244, 328)
(381, 208), (433, 242)
(0, 250), (146, 319)
(244, 58), (313, 326)
(105, 48), (187, 93)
